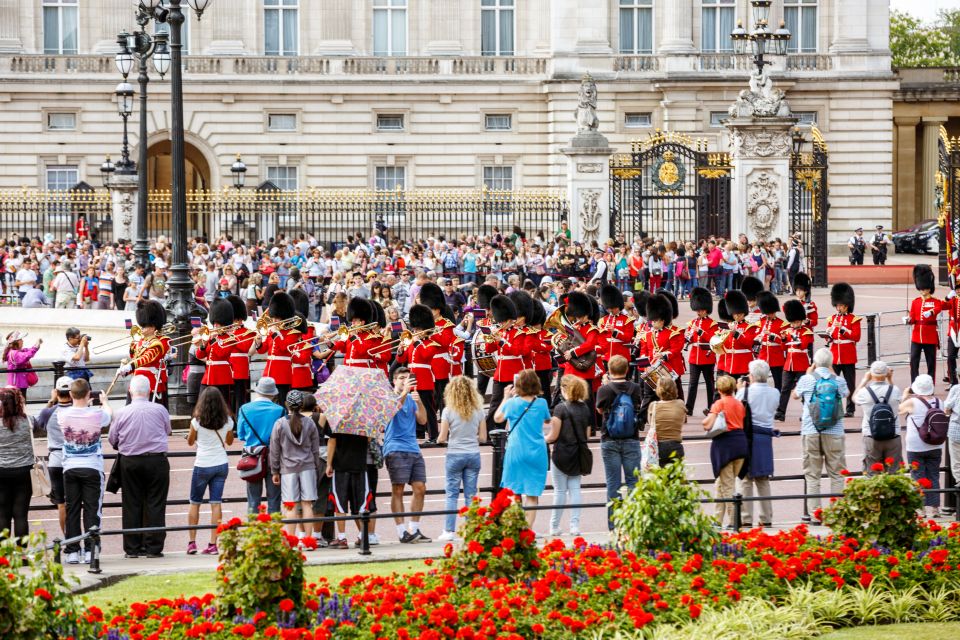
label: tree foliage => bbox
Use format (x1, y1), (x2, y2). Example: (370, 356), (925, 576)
(891, 9), (960, 68)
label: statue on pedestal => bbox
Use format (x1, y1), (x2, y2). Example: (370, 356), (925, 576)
(728, 66), (791, 118)
(575, 74), (599, 133)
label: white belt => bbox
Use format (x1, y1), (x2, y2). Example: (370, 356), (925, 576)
(730, 349), (752, 355)
(608, 338), (623, 344)
(230, 354), (249, 360)
(269, 355), (292, 361)
(345, 358), (372, 365)
(409, 363), (432, 370)
(135, 366), (159, 374)
(788, 348), (807, 353)
(499, 355), (522, 360)
(833, 340), (854, 344)
(292, 363), (310, 369)
(207, 360), (230, 366)
(760, 342), (781, 347)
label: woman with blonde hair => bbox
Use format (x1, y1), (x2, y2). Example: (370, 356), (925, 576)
(437, 375), (487, 541)
(545, 375), (592, 537)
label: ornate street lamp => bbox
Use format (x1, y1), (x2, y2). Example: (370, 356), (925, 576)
(730, 0), (791, 74)
(231, 154), (247, 190)
(791, 127), (805, 159)
(114, 82), (135, 173)
(100, 155), (116, 186)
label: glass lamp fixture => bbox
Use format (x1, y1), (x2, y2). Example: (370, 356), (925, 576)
(751, 0), (772, 26)
(231, 154), (247, 189)
(115, 82), (135, 117)
(153, 34), (171, 77)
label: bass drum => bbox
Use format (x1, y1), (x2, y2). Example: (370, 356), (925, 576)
(471, 330), (497, 377)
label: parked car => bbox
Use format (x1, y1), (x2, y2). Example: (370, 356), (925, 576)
(892, 219), (939, 255)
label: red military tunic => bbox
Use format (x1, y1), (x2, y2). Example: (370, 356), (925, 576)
(909, 295), (944, 345)
(130, 334), (170, 396)
(493, 326), (529, 383)
(802, 299), (819, 330)
(290, 324), (314, 389)
(755, 316), (787, 368)
(634, 320), (652, 372)
(196, 333), (240, 386)
(431, 319), (457, 382)
(258, 328), (298, 385)
(450, 337), (466, 378)
(685, 316), (718, 366)
(826, 313), (861, 366)
(334, 329), (383, 369)
(783, 326), (814, 372)
(530, 328), (553, 372)
(562, 321), (601, 381)
(643, 325), (686, 377)
(229, 326), (257, 382)
(396, 337), (440, 391)
(718, 321), (759, 376)
(597, 312), (635, 366)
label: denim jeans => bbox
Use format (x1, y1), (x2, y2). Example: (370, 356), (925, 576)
(908, 449), (942, 509)
(246, 475), (282, 514)
(718, 270), (734, 297)
(444, 452), (482, 532)
(600, 438), (641, 529)
(550, 467), (582, 533)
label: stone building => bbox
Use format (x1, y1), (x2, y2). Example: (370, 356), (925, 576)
(0, 0), (893, 248)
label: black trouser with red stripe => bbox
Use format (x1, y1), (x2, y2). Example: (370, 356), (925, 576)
(832, 363), (857, 415)
(420, 388), (439, 440)
(910, 342), (937, 383)
(685, 363), (715, 416)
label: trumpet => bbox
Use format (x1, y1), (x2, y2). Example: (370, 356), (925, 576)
(93, 325), (142, 354)
(168, 321), (245, 349)
(255, 314), (302, 337)
(369, 327), (437, 356)
(287, 322), (379, 354)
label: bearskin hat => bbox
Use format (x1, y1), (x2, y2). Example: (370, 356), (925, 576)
(418, 282), (445, 310)
(527, 299), (547, 327)
(490, 295), (518, 323)
(208, 298), (234, 327)
(792, 272), (811, 294)
(724, 290), (749, 317)
(783, 299), (807, 323)
(347, 297), (374, 324)
(370, 300), (387, 328)
(136, 300), (166, 330)
(565, 291), (592, 320)
(589, 296), (601, 324)
(830, 283), (855, 312)
(646, 293), (674, 324)
(292, 312), (309, 334)
(600, 285), (624, 311)
(268, 291), (295, 321)
(717, 299), (733, 322)
(408, 304), (436, 331)
(740, 276), (763, 302)
(508, 291), (535, 322)
(690, 286), (713, 314)
(914, 264), (935, 293)
(288, 288), (309, 317)
(476, 284), (499, 311)
(634, 290), (651, 318)
(656, 289), (679, 319)
(226, 294), (247, 322)
(757, 290), (781, 315)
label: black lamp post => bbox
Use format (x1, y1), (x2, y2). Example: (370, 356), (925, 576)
(114, 82), (135, 173)
(231, 154), (247, 190)
(791, 127), (805, 161)
(100, 156), (116, 185)
(730, 0), (791, 74)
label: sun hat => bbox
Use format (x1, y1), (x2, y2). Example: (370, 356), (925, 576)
(253, 377), (279, 398)
(5, 331), (27, 343)
(911, 374), (934, 397)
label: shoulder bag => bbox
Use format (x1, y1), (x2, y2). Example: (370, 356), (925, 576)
(29, 421), (52, 499)
(236, 408), (270, 482)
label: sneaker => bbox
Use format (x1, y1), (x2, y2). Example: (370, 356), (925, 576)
(407, 531), (431, 544)
(548, 529), (561, 537)
(367, 533), (380, 546)
(84, 551), (92, 564)
(201, 543), (218, 555)
(186, 541), (197, 555)
(124, 553), (141, 559)
(760, 521), (773, 528)
(569, 528), (581, 537)
(400, 531), (415, 544)
(328, 538), (349, 549)
(145, 552), (164, 559)
(424, 439), (438, 446)
(67, 552), (80, 564)
(437, 531), (457, 542)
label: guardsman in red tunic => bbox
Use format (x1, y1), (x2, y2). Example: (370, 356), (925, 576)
(827, 283), (861, 417)
(469, 284), (499, 393)
(484, 295), (527, 429)
(288, 314), (314, 392)
(526, 298), (554, 407)
(226, 295), (256, 415)
(117, 299), (170, 406)
(754, 291), (787, 391)
(369, 300), (392, 378)
(418, 282), (456, 439)
(331, 298), (381, 369)
(195, 298), (238, 403)
(906, 264), (943, 383)
(947, 280), (960, 386)
(684, 287), (718, 416)
(631, 291), (652, 378)
(598, 285), (635, 371)
(792, 273), (817, 360)
(252, 291), (298, 405)
(741, 276), (764, 316)
(395, 304), (439, 439)
(717, 290), (758, 380)
(776, 299), (814, 421)
(559, 291), (601, 385)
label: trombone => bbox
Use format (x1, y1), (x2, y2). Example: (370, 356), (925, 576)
(92, 322), (176, 355)
(288, 322), (379, 354)
(369, 327), (437, 356)
(167, 321), (244, 349)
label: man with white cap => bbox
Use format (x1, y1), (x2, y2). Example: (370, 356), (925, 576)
(852, 361), (902, 474)
(236, 376), (285, 514)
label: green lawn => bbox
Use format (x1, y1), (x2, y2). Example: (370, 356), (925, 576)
(820, 623), (960, 639)
(82, 560), (424, 609)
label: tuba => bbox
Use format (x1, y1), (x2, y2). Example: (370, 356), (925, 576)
(544, 306), (597, 372)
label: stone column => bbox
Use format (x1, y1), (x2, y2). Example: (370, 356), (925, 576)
(562, 132), (614, 246)
(0, 0), (22, 52)
(922, 117), (948, 223)
(894, 117), (919, 230)
(206, 0), (247, 54)
(658, 0), (695, 53)
(830, 0), (870, 53)
(108, 172), (139, 244)
(315, 0), (357, 54)
(726, 117), (796, 243)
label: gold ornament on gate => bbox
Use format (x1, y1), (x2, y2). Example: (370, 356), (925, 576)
(651, 149), (686, 193)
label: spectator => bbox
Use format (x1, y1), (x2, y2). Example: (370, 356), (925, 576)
(108, 375), (172, 558)
(186, 387), (234, 555)
(0, 388), (34, 542)
(648, 377), (687, 466)
(899, 374), (943, 519)
(269, 390), (322, 542)
(384, 367), (430, 544)
(545, 375), (592, 537)
(14, 258), (36, 301)
(494, 369), (551, 528)
(437, 375), (486, 541)
(4, 331), (41, 402)
(852, 361), (903, 473)
(945, 381), (960, 498)
(50, 260), (80, 309)
(62, 327), (92, 382)
(34, 377), (74, 534)
(703, 375), (749, 529)
(61, 378), (113, 564)
(793, 348), (848, 524)
(324, 414), (372, 549)
(236, 377), (285, 514)
(596, 355), (644, 529)
(80, 266), (98, 308)
(21, 282), (48, 307)
(736, 361), (781, 528)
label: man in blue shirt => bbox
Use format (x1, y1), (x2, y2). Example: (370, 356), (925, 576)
(237, 377), (285, 513)
(383, 367), (428, 543)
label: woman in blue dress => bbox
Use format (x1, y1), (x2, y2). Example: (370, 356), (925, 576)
(494, 369), (552, 528)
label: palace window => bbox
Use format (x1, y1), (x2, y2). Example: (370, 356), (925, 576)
(484, 114), (512, 131)
(373, 0), (407, 57)
(483, 166), (513, 191)
(376, 114), (405, 131)
(375, 166), (406, 191)
(701, 0), (735, 53)
(624, 112), (652, 129)
(267, 113), (297, 131)
(265, 0), (298, 56)
(795, 111), (818, 125)
(619, 0), (653, 55)
(154, 1), (190, 54)
(784, 0), (817, 53)
(46, 166), (79, 191)
(709, 111), (728, 127)
(266, 165), (298, 191)
(481, 0), (515, 56)
(47, 112), (77, 131)
(43, 0), (78, 54)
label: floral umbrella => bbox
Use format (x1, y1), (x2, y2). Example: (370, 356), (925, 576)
(314, 365), (399, 438)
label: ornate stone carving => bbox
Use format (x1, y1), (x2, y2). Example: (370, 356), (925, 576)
(575, 74), (599, 133)
(579, 188), (601, 244)
(729, 128), (791, 158)
(728, 66), (792, 119)
(117, 191), (135, 242)
(577, 162), (603, 173)
(746, 171), (780, 241)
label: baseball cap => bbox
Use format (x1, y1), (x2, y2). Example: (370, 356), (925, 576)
(869, 361), (889, 377)
(55, 376), (73, 392)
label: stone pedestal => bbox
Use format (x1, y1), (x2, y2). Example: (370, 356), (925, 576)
(562, 132), (614, 246)
(107, 171), (139, 243)
(725, 117), (797, 242)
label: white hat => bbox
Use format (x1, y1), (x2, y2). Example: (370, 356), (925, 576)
(911, 374), (935, 397)
(870, 361), (889, 377)
(5, 331), (27, 343)
(55, 376), (73, 392)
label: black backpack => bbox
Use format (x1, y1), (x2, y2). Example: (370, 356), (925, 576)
(916, 397), (949, 446)
(866, 386), (897, 441)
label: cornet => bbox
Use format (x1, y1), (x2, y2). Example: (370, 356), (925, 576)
(287, 322), (379, 354)
(369, 327), (437, 356)
(93, 325), (142, 354)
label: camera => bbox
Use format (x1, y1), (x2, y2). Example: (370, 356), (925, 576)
(81, 334), (92, 342)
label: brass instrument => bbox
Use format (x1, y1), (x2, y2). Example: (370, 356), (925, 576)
(744, 312), (763, 325)
(93, 325), (143, 354)
(288, 322), (379, 354)
(370, 327), (437, 356)
(709, 329), (731, 356)
(255, 314), (302, 337)
(168, 321), (244, 349)
(544, 306), (596, 372)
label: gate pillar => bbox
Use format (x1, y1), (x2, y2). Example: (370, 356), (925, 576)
(563, 140), (614, 246)
(106, 171), (140, 244)
(726, 116), (795, 243)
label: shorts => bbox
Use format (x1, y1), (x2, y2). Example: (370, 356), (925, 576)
(385, 451), (427, 486)
(49, 466), (65, 505)
(189, 463), (229, 505)
(331, 470), (374, 516)
(281, 469), (319, 503)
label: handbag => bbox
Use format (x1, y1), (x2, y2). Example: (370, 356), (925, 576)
(236, 408), (270, 482)
(706, 410), (728, 439)
(105, 454), (123, 494)
(640, 428), (659, 474)
(29, 424), (51, 499)
(25, 367), (39, 387)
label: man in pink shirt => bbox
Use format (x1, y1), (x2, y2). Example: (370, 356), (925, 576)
(707, 241), (723, 295)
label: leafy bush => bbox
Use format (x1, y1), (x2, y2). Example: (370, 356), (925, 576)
(610, 459), (720, 555)
(216, 508), (305, 616)
(821, 464), (925, 548)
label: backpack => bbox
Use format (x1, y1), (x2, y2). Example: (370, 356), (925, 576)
(866, 386), (897, 441)
(808, 375), (843, 431)
(916, 397), (949, 446)
(606, 388), (637, 439)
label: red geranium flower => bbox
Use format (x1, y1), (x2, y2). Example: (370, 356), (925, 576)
(884, 457), (894, 465)
(34, 588), (52, 601)
(870, 462), (884, 472)
(256, 512), (271, 523)
(918, 477), (933, 489)
(279, 598), (295, 612)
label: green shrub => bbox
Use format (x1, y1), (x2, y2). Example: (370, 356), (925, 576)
(610, 459), (720, 555)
